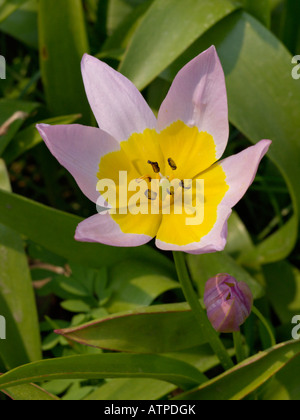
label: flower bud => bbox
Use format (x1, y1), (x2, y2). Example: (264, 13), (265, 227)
(204, 274), (253, 333)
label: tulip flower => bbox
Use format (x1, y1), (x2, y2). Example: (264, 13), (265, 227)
(204, 274), (253, 333)
(37, 46), (271, 253)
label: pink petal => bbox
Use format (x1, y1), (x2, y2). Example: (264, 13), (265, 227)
(75, 213), (154, 247)
(156, 205), (232, 254)
(219, 139), (272, 208)
(158, 46), (228, 159)
(81, 54), (157, 142)
(156, 139), (271, 254)
(37, 124), (120, 204)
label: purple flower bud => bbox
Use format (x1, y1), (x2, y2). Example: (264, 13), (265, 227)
(204, 274), (253, 333)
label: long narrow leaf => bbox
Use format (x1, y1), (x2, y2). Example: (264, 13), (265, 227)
(0, 160), (41, 369)
(0, 354), (208, 390)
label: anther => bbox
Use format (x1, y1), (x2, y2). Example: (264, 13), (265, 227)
(180, 180), (191, 190)
(147, 160), (160, 173)
(145, 189), (158, 201)
(167, 187), (175, 196)
(168, 158), (177, 171)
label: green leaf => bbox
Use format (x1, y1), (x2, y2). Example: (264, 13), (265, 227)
(38, 0), (92, 123)
(106, 259), (179, 313)
(3, 114), (81, 164)
(0, 0), (29, 23)
(55, 303), (207, 353)
(264, 261), (300, 324)
(85, 344), (233, 400)
(107, 0), (134, 35)
(162, 11), (300, 263)
(0, 353), (208, 390)
(61, 300), (91, 314)
(281, 0), (300, 54)
(187, 252), (264, 299)
(255, 355), (300, 400)
(101, 0), (153, 54)
(0, 160), (41, 369)
(0, 99), (38, 155)
(175, 340), (300, 400)
(239, 217), (298, 266)
(240, 0), (270, 26)
(225, 211), (255, 259)
(0, 0), (38, 49)
(86, 378), (174, 400)
(1, 383), (60, 401)
(119, 0), (239, 90)
(0, 188), (174, 272)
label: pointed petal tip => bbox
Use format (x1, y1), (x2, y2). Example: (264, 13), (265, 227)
(36, 123), (50, 132)
(81, 53), (93, 65)
(261, 139), (272, 149)
(206, 44), (217, 54)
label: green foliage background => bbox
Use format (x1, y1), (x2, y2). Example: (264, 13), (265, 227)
(0, 0), (300, 400)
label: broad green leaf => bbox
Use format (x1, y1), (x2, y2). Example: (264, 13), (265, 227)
(55, 303), (207, 353)
(240, 0), (270, 26)
(225, 211), (255, 259)
(3, 114), (81, 164)
(38, 0), (92, 123)
(0, 188), (174, 272)
(175, 340), (300, 400)
(41, 379), (74, 396)
(107, 0), (134, 35)
(239, 216), (298, 266)
(0, 0), (29, 23)
(166, 344), (235, 373)
(101, 0), (153, 54)
(123, 0), (149, 6)
(255, 355), (300, 400)
(86, 378), (174, 400)
(0, 99), (38, 155)
(187, 252), (264, 299)
(106, 259), (179, 313)
(281, 0), (300, 54)
(270, 0), (283, 10)
(0, 160), (41, 369)
(85, 345), (233, 400)
(162, 11), (300, 263)
(0, 353), (208, 390)
(263, 261), (300, 324)
(61, 300), (91, 314)
(0, 0), (38, 48)
(119, 0), (239, 89)
(1, 383), (59, 400)
(62, 382), (94, 401)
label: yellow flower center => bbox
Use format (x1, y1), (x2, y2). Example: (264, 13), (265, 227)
(97, 121), (229, 246)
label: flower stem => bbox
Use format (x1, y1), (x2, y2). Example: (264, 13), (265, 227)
(233, 331), (246, 364)
(173, 251), (234, 371)
(252, 306), (276, 348)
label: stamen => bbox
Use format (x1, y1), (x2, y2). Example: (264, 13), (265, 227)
(168, 158), (177, 171)
(145, 189), (158, 201)
(180, 180), (191, 190)
(167, 187), (175, 196)
(147, 160), (160, 173)
(136, 175), (152, 183)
